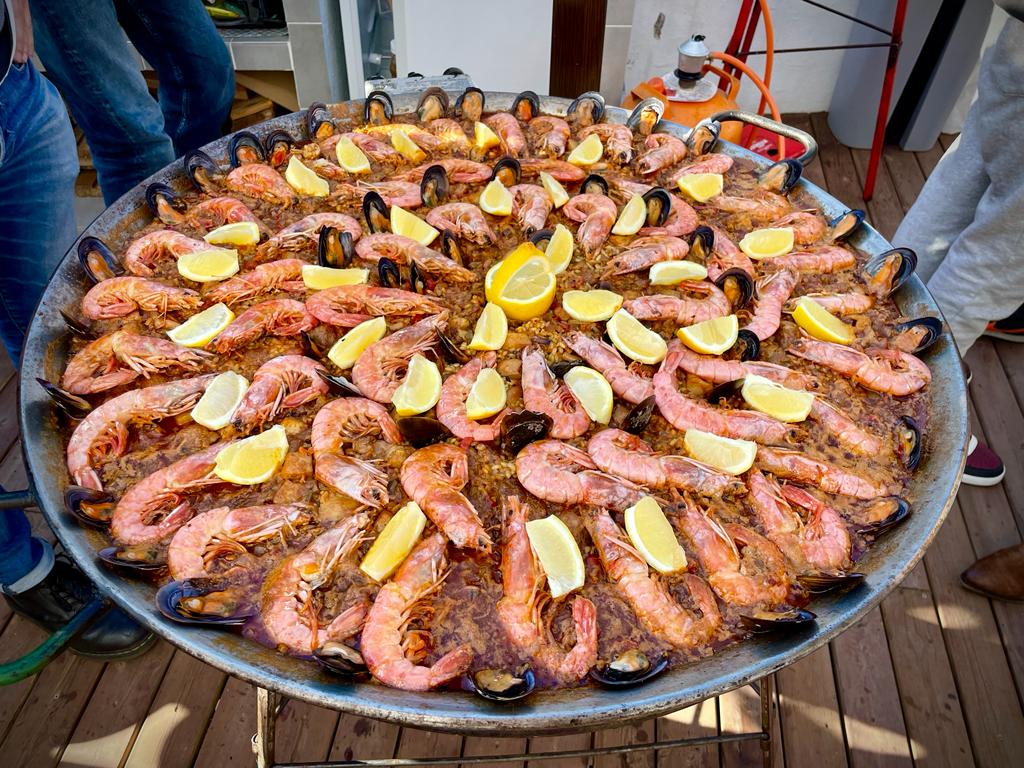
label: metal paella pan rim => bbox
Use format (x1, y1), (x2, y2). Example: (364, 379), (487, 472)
(19, 91), (968, 735)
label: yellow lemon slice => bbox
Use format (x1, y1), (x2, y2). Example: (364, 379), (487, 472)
(335, 135), (371, 173)
(739, 227), (795, 259)
(563, 366), (614, 424)
(684, 429), (757, 475)
(494, 256), (556, 322)
(391, 353), (442, 416)
(468, 302), (508, 351)
(301, 264), (369, 290)
(649, 260), (708, 285)
(327, 316), (387, 370)
(539, 171), (570, 209)
(474, 121), (501, 151)
(204, 221), (261, 247)
(177, 248), (239, 283)
(676, 173), (724, 202)
(360, 501), (427, 582)
(544, 223), (574, 274)
(191, 371), (249, 430)
(561, 289), (623, 322)
(624, 496), (687, 574)
(214, 425), (289, 485)
(284, 156), (330, 197)
(567, 133), (603, 166)
(606, 308), (667, 364)
(611, 194), (647, 236)
(465, 367), (507, 420)
(390, 128), (427, 162)
(479, 178), (513, 216)
(166, 303), (234, 348)
(390, 205), (439, 246)
(792, 296), (855, 344)
(741, 374), (814, 423)
(676, 314), (739, 355)
(525, 515), (585, 598)
(485, 242), (545, 302)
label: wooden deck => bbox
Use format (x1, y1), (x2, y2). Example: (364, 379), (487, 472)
(3, 113), (1023, 768)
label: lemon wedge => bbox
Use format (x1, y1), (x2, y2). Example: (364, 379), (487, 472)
(204, 222), (261, 247)
(214, 425), (289, 485)
(390, 128), (427, 162)
(624, 496), (687, 574)
(466, 367), (507, 420)
(563, 366), (613, 424)
(390, 205), (439, 246)
(684, 429), (757, 475)
(191, 371), (249, 430)
(649, 260), (708, 285)
(676, 173), (724, 202)
(561, 289), (623, 322)
(166, 303), (234, 348)
(335, 135), (371, 173)
(606, 308), (667, 364)
(360, 501), (427, 582)
(539, 171), (570, 208)
(544, 223), (574, 274)
(392, 353), (442, 416)
(284, 156), (330, 197)
(494, 256), (556, 322)
(176, 248), (240, 283)
(474, 121), (501, 151)
(301, 264), (369, 290)
(739, 227), (795, 259)
(479, 178), (513, 216)
(327, 316), (387, 369)
(525, 515), (585, 598)
(792, 296), (855, 344)
(567, 133), (603, 166)
(468, 302), (508, 351)
(485, 242), (545, 302)
(611, 194), (647, 236)
(677, 314), (739, 355)
(741, 374), (814, 423)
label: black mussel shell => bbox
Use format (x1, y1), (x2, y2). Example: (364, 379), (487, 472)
(306, 101), (335, 139)
(472, 668), (536, 702)
(715, 268), (756, 310)
(436, 328), (470, 364)
(60, 309), (95, 339)
(455, 87), (485, 121)
(740, 608), (817, 633)
(409, 261), (428, 295)
(581, 173), (609, 197)
(686, 120), (721, 155)
(512, 90), (541, 122)
(183, 149), (221, 192)
(39, 378), (92, 418)
(734, 329), (761, 362)
(77, 236), (124, 284)
(407, 71), (424, 78)
(626, 97), (664, 136)
(856, 497), (911, 535)
(144, 182), (186, 223)
(590, 650), (668, 687)
(363, 90), (394, 126)
(641, 187), (672, 227)
(97, 544), (165, 573)
(420, 164), (449, 207)
(758, 159), (803, 195)
(828, 209), (865, 242)
(315, 368), (363, 397)
(550, 359), (585, 378)
(797, 571), (866, 593)
(490, 156), (521, 186)
(156, 578), (254, 626)
(264, 129), (294, 165)
(377, 257), (402, 288)
(893, 316), (942, 355)
(64, 485), (113, 527)
(318, 226), (354, 268)
(440, 230), (465, 266)
(567, 91), (606, 126)
(865, 247), (918, 296)
(687, 225), (715, 262)
(397, 416), (452, 448)
(416, 87), (450, 122)
(529, 228), (555, 250)
(500, 410), (552, 455)
(314, 641), (368, 676)
(362, 190), (390, 234)
(621, 395), (657, 434)
(706, 378), (743, 405)
(443, 66), (465, 76)
(896, 416), (922, 470)
(228, 130), (266, 167)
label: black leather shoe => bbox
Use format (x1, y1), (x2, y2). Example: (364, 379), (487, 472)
(3, 556), (154, 659)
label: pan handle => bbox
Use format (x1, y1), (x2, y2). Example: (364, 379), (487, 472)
(0, 489), (35, 509)
(704, 109), (818, 166)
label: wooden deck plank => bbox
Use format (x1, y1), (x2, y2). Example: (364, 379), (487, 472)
(808, 113), (867, 213)
(994, 340), (1024, 413)
(327, 713), (400, 763)
(656, 700), (718, 768)
(775, 647), (848, 768)
(849, 148), (903, 241)
(719, 681), (781, 768)
(272, 700), (339, 765)
(461, 735), (527, 768)
(592, 718), (656, 768)
(395, 727), (462, 763)
(783, 114), (827, 190)
(192, 676), (258, 767)
(881, 146), (928, 216)
(914, 141), (946, 178)
(0, 618), (50, 742)
(526, 731), (590, 768)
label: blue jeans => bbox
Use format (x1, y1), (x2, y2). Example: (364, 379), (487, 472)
(31, 0), (235, 205)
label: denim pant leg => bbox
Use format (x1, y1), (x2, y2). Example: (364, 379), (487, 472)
(0, 62), (79, 364)
(115, 0), (234, 156)
(0, 506), (42, 587)
(30, 0), (175, 205)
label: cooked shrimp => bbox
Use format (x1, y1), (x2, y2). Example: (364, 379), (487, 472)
(623, 280), (731, 325)
(226, 163), (296, 206)
(509, 184), (554, 235)
(515, 440), (645, 511)
(352, 313), (446, 403)
(398, 158), (492, 184)
(521, 347), (590, 439)
(205, 259), (306, 305)
(210, 299), (317, 353)
(328, 132), (403, 163)
(767, 245), (856, 274)
(426, 119), (471, 153)
(579, 123), (634, 164)
(232, 355), (328, 432)
(81, 276), (202, 320)
(789, 292), (875, 316)
(355, 233), (474, 282)
(305, 284), (443, 327)
(436, 353), (509, 442)
(788, 338), (931, 396)
(669, 343), (817, 390)
(565, 331), (653, 404)
(185, 197), (263, 232)
(425, 203), (497, 245)
(484, 112), (526, 156)
(519, 157), (587, 183)
(741, 270), (797, 341)
(771, 211), (826, 245)
(602, 235), (689, 277)
(756, 447), (894, 499)
(711, 189), (792, 223)
(636, 133), (688, 175)
(123, 230), (208, 276)
(333, 179), (423, 209)
(256, 213), (362, 259)
(563, 193), (617, 254)
(608, 178), (697, 237)
(809, 398), (885, 456)
(669, 153), (734, 181)
(705, 225), (755, 285)
(360, 123), (441, 152)
(527, 116), (571, 158)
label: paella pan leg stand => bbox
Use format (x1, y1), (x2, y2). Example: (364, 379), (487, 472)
(251, 677), (774, 768)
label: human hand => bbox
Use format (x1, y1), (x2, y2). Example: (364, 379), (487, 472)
(12, 0), (33, 64)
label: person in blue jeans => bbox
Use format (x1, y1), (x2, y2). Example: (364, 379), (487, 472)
(30, 0), (234, 205)
(0, 0), (151, 659)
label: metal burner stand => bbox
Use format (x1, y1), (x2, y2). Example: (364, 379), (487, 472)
(251, 677), (774, 768)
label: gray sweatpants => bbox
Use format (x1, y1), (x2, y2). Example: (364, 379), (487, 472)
(893, 16), (1024, 353)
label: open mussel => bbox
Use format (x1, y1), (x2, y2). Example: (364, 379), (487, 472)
(314, 641), (368, 677)
(318, 226), (354, 268)
(183, 149), (222, 193)
(420, 164), (450, 207)
(714, 267), (755, 310)
(39, 378), (91, 418)
(490, 156), (521, 186)
(734, 329), (761, 362)
(590, 649), (668, 687)
(77, 236), (124, 284)
(377, 257), (402, 288)
(626, 97), (664, 136)
(827, 209), (865, 242)
(686, 119), (721, 156)
(156, 578), (255, 626)
(895, 416), (922, 470)
(436, 327), (470, 363)
(471, 667), (536, 702)
(228, 130), (266, 167)
(641, 187), (672, 227)
(440, 230), (465, 266)
(409, 262), (430, 295)
(892, 316), (942, 355)
(60, 309), (94, 339)
(529, 228), (555, 250)
(364, 90), (394, 126)
(64, 485), (112, 528)
(97, 544), (165, 573)
(865, 247), (917, 296)
(550, 360), (585, 378)
(797, 571), (865, 593)
(145, 182), (186, 224)
(455, 86), (485, 122)
(740, 608), (817, 633)
(687, 225), (714, 263)
(512, 90), (541, 122)
(856, 497), (911, 536)
(362, 190), (390, 234)
(758, 159), (803, 195)
(416, 87), (450, 122)
(580, 173), (609, 197)
(567, 91), (606, 127)
(499, 410), (552, 455)
(306, 101), (335, 139)
(315, 368), (363, 397)
(706, 377), (743, 406)
(621, 395), (656, 434)
(397, 416), (452, 448)
(264, 129), (294, 166)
